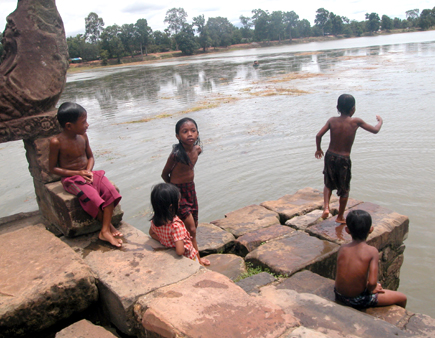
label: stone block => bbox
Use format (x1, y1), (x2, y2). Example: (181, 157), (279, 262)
(36, 180), (123, 237)
(0, 226), (98, 338)
(283, 326), (330, 337)
(329, 197), (364, 214)
(363, 306), (413, 329)
(211, 204), (280, 238)
(197, 222), (235, 255)
(235, 224), (295, 256)
(260, 188), (337, 223)
(236, 272), (277, 294)
(205, 254), (246, 281)
(306, 202), (409, 250)
(258, 285), (412, 338)
(134, 270), (299, 338)
(245, 232), (339, 279)
(405, 313), (435, 337)
(285, 210), (326, 230)
(24, 136), (60, 183)
(62, 222), (202, 336)
(55, 319), (118, 338)
(276, 270), (335, 302)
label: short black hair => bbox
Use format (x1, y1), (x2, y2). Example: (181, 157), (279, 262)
(346, 209), (372, 241)
(57, 102), (86, 128)
(150, 183), (180, 227)
(337, 94), (355, 115)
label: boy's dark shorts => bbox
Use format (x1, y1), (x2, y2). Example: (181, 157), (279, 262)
(173, 182), (198, 225)
(323, 151), (351, 198)
(334, 287), (378, 309)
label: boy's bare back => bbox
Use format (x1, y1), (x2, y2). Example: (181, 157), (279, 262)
(335, 241), (379, 297)
(316, 114), (383, 158)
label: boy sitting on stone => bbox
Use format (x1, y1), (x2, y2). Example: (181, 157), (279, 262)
(49, 102), (122, 247)
(334, 209), (407, 309)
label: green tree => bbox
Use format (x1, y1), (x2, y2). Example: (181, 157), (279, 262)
(67, 34), (99, 61)
(120, 24), (135, 57)
(381, 15), (393, 31)
(101, 24), (124, 63)
(252, 9), (270, 41)
(239, 15), (254, 40)
(193, 15), (210, 52)
(329, 12), (343, 35)
(85, 12), (105, 44)
(283, 11), (299, 41)
(164, 7), (188, 50)
(135, 19), (152, 57)
(350, 20), (364, 36)
(315, 8), (329, 35)
(174, 23), (199, 55)
(365, 12), (380, 33)
(406, 9), (420, 27)
(297, 19), (312, 37)
(152, 30), (171, 52)
(419, 9), (435, 30)
(269, 11), (285, 42)
(207, 17), (234, 47)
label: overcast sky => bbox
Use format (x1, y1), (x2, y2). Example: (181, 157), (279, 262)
(1, 0), (434, 38)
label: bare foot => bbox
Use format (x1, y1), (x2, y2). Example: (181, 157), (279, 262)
(99, 231), (122, 248)
(336, 217), (346, 224)
(110, 224), (123, 237)
(321, 210), (330, 219)
(200, 257), (211, 266)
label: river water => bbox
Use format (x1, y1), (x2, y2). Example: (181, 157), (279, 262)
(1, 30), (434, 316)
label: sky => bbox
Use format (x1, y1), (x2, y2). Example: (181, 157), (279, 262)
(1, 0), (434, 38)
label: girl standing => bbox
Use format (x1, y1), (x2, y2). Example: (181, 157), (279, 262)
(161, 118), (210, 266)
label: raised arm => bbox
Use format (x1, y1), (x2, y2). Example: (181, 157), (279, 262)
(161, 152), (176, 183)
(315, 120), (330, 159)
(357, 115), (383, 134)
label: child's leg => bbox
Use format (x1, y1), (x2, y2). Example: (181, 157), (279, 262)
(98, 202), (122, 247)
(322, 186), (332, 219)
(376, 290), (407, 308)
(336, 196), (348, 224)
(97, 210), (122, 237)
(184, 214), (210, 266)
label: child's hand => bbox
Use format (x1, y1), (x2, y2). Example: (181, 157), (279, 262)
(373, 282), (384, 294)
(80, 170), (93, 183)
(376, 115), (383, 123)
(315, 150), (324, 159)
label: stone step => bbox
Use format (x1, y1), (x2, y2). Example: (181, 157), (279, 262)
(196, 222), (235, 255)
(55, 319), (118, 338)
(0, 226), (98, 338)
(204, 253), (246, 281)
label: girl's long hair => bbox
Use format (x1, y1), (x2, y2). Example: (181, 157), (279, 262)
(150, 183), (180, 227)
(172, 117), (202, 166)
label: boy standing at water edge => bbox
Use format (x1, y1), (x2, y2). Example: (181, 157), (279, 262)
(335, 210), (407, 308)
(315, 94), (383, 223)
(49, 102), (123, 247)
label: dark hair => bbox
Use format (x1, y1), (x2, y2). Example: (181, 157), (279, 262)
(172, 117), (202, 165)
(150, 183), (180, 227)
(57, 102), (86, 128)
(337, 94), (355, 115)
(346, 209), (372, 240)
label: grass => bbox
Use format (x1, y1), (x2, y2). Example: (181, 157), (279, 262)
(235, 262), (288, 282)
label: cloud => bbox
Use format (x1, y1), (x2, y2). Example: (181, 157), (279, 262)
(122, 2), (166, 13)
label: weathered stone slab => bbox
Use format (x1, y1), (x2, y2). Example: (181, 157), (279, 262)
(306, 202), (409, 250)
(245, 232), (339, 279)
(55, 319), (118, 338)
(283, 326), (330, 338)
(276, 270), (335, 302)
(211, 204), (280, 238)
(257, 286), (412, 337)
(62, 222), (202, 336)
(197, 222), (235, 255)
(134, 270), (299, 338)
(285, 210), (325, 230)
(260, 188), (337, 223)
(405, 313), (435, 337)
(205, 254), (246, 281)
(236, 272), (277, 294)
(329, 197), (364, 214)
(363, 306), (413, 329)
(37, 180), (123, 237)
(235, 224), (295, 256)
(0, 226), (98, 337)
(24, 136), (60, 183)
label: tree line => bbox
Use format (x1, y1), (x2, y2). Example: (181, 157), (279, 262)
(1, 7), (434, 63)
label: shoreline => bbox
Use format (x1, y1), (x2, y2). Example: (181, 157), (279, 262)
(67, 28), (424, 74)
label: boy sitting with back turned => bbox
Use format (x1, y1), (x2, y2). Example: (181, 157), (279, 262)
(315, 94), (383, 223)
(49, 102), (123, 247)
(335, 209), (407, 309)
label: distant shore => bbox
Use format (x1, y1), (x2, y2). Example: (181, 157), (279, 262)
(67, 28), (424, 74)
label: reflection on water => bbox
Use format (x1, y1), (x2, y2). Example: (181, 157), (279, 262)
(1, 31), (435, 316)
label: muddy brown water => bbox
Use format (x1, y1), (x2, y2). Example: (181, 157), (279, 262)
(1, 30), (434, 316)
